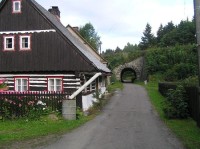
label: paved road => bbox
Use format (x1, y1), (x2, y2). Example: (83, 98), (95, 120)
(38, 84), (185, 149)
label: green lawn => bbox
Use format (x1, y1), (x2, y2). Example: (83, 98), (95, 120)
(107, 81), (123, 92)
(144, 81), (200, 149)
(0, 116), (92, 146)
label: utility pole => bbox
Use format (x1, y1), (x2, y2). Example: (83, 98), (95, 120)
(99, 41), (102, 55)
(194, 0), (200, 86)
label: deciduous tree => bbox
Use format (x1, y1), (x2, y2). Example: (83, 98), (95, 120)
(79, 23), (101, 51)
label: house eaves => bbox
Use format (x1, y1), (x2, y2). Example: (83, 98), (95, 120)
(29, 0), (111, 73)
(67, 25), (108, 64)
(0, 0), (7, 10)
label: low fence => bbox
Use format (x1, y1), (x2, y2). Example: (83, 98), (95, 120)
(158, 82), (177, 96)
(185, 87), (200, 127)
(0, 91), (69, 119)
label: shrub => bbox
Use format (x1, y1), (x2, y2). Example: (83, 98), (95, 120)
(0, 94), (63, 120)
(173, 63), (197, 80)
(163, 85), (189, 119)
(110, 74), (117, 83)
(164, 69), (178, 81)
(145, 44), (198, 81)
(76, 107), (84, 119)
(181, 76), (198, 87)
(26, 100), (50, 120)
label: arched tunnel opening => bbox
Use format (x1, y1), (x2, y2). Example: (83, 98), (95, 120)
(120, 68), (137, 83)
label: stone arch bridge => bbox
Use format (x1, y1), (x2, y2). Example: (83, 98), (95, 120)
(113, 57), (146, 82)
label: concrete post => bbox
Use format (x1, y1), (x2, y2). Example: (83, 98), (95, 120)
(62, 99), (76, 120)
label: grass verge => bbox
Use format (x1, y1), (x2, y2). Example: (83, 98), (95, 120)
(144, 81), (200, 149)
(107, 81), (123, 92)
(0, 116), (92, 147)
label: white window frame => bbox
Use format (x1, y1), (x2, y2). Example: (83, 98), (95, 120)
(4, 36), (15, 51)
(48, 78), (63, 92)
(13, 1), (21, 13)
(15, 78), (28, 92)
(84, 77), (96, 92)
(20, 35), (31, 50)
(91, 80), (96, 91)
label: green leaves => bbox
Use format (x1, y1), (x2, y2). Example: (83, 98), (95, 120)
(145, 44), (198, 81)
(79, 23), (101, 51)
(157, 20), (195, 47)
(164, 85), (189, 119)
(139, 20), (195, 49)
(139, 23), (156, 50)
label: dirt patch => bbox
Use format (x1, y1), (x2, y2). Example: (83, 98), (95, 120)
(0, 134), (61, 149)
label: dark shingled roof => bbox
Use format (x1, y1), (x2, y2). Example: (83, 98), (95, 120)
(29, 0), (111, 73)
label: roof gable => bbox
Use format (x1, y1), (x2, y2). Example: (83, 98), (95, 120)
(29, 0), (110, 73)
(0, 0), (111, 73)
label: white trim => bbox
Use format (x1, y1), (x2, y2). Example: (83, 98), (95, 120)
(48, 78), (63, 92)
(6, 78), (14, 80)
(64, 87), (80, 89)
(29, 85), (46, 87)
(7, 81), (14, 84)
(63, 79), (80, 81)
(4, 36), (14, 50)
(64, 82), (80, 85)
(29, 81), (46, 84)
(20, 35), (30, 50)
(8, 86), (14, 88)
(69, 73), (101, 99)
(0, 29), (56, 34)
(0, 74), (74, 77)
(13, 1), (21, 13)
(15, 78), (28, 92)
(29, 78), (47, 81)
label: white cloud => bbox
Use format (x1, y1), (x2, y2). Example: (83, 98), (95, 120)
(37, 0), (194, 51)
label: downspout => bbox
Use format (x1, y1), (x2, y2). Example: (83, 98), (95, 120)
(68, 72), (102, 99)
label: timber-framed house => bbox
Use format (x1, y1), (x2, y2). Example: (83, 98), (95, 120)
(0, 0), (111, 110)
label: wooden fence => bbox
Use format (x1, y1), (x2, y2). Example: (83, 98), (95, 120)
(0, 91), (69, 119)
(185, 87), (200, 127)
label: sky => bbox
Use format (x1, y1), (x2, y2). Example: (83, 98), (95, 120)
(1, 0), (194, 51)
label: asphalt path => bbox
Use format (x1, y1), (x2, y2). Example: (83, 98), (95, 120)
(37, 84), (185, 149)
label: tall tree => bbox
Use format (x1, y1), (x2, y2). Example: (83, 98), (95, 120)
(156, 21), (176, 47)
(163, 21), (175, 34)
(156, 24), (164, 44)
(139, 23), (155, 50)
(79, 23), (101, 51)
(123, 42), (138, 52)
(176, 20), (195, 45)
(158, 20), (195, 47)
(115, 46), (122, 53)
(160, 29), (178, 47)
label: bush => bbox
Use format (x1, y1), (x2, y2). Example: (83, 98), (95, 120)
(163, 85), (189, 119)
(164, 69), (178, 81)
(110, 74), (117, 83)
(181, 76), (198, 87)
(145, 44), (198, 81)
(76, 107), (84, 119)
